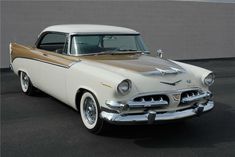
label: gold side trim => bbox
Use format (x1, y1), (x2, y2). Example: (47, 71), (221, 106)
(13, 57), (77, 69)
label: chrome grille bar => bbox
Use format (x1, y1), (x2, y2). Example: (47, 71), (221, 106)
(128, 99), (169, 108)
(181, 91), (211, 103)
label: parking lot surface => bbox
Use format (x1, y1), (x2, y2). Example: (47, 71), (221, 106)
(1, 59), (235, 157)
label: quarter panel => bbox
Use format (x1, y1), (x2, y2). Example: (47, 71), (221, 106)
(12, 58), (42, 87)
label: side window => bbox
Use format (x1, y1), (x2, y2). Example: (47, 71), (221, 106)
(38, 33), (67, 54)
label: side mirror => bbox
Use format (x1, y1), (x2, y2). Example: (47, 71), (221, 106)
(156, 49), (164, 58)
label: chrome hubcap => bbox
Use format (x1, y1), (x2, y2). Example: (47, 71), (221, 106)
(83, 97), (96, 124)
(22, 73), (29, 90)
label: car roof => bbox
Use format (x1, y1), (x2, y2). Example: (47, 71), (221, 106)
(41, 24), (139, 35)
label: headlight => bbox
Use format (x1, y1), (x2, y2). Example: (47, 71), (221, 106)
(204, 73), (215, 86)
(117, 79), (132, 95)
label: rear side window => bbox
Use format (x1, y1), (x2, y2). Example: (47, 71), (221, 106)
(41, 33), (66, 44)
(38, 33), (67, 54)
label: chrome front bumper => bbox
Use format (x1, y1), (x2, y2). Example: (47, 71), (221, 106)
(100, 100), (214, 124)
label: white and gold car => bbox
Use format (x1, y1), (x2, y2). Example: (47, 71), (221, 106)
(10, 24), (215, 134)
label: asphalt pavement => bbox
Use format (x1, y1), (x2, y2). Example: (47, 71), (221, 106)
(1, 58), (235, 157)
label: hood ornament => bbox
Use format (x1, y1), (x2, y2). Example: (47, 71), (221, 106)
(156, 49), (164, 58)
(155, 68), (166, 75)
(155, 67), (182, 76)
(160, 80), (182, 86)
(141, 67), (183, 76)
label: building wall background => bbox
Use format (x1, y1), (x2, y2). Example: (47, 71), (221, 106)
(1, 1), (234, 68)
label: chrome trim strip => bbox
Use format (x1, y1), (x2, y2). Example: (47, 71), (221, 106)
(105, 101), (128, 111)
(106, 98), (169, 112)
(160, 80), (182, 86)
(129, 87), (201, 101)
(67, 33), (141, 56)
(101, 101), (214, 124)
(142, 67), (184, 76)
(128, 99), (168, 108)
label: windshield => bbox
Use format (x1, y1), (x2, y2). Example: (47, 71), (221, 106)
(70, 34), (148, 55)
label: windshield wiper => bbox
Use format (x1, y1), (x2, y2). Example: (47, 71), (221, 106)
(78, 50), (149, 56)
(91, 50), (140, 56)
(114, 48), (150, 54)
(117, 49), (138, 51)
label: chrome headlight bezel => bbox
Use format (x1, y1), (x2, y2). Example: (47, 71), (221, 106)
(117, 79), (132, 95)
(203, 73), (215, 86)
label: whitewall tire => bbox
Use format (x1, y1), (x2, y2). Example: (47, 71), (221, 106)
(80, 92), (104, 134)
(20, 71), (35, 95)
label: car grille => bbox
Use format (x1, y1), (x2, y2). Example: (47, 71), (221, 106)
(180, 90), (210, 105)
(181, 90), (201, 99)
(133, 94), (169, 103)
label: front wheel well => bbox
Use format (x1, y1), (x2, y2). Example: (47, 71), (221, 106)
(18, 70), (26, 77)
(18, 70), (22, 76)
(75, 88), (100, 111)
(75, 88), (88, 111)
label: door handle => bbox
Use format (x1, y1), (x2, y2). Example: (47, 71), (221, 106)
(43, 53), (48, 56)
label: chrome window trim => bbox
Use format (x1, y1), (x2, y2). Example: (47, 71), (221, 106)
(67, 33), (145, 56)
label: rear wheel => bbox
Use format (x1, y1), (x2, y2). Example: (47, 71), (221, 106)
(80, 92), (104, 134)
(20, 71), (35, 96)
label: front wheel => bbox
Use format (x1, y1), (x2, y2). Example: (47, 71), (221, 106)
(20, 71), (35, 96)
(80, 92), (104, 134)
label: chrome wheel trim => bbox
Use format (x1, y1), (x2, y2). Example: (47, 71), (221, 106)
(20, 72), (29, 92)
(80, 92), (98, 129)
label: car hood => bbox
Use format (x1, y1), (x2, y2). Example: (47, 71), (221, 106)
(79, 54), (203, 93)
(80, 54), (184, 73)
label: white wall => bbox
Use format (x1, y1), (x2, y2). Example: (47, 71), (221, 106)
(1, 1), (235, 68)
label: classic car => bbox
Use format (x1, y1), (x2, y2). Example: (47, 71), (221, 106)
(9, 24), (215, 134)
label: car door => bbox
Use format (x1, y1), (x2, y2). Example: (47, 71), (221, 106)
(35, 32), (72, 104)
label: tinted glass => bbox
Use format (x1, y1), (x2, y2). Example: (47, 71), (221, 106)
(103, 36), (137, 49)
(71, 35), (148, 55)
(38, 33), (67, 53)
(41, 33), (66, 44)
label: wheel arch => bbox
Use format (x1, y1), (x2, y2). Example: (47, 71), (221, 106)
(17, 69), (33, 85)
(17, 69), (30, 77)
(75, 87), (99, 111)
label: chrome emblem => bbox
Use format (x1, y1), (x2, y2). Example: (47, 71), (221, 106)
(173, 94), (181, 101)
(160, 80), (182, 86)
(186, 80), (191, 84)
(155, 68), (166, 75)
(155, 67), (182, 76)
